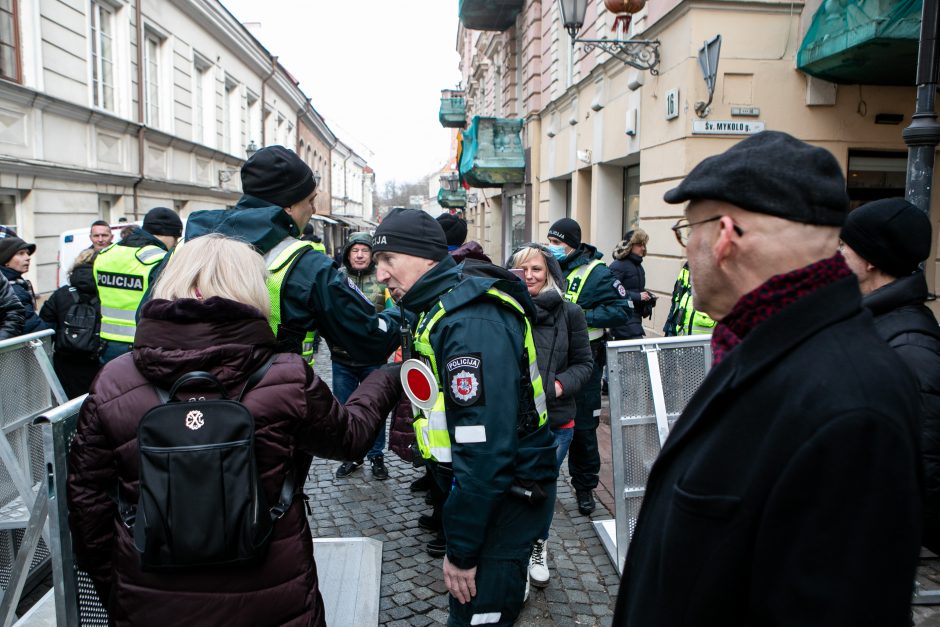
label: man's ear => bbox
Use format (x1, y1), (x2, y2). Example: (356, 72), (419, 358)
(713, 216), (740, 265)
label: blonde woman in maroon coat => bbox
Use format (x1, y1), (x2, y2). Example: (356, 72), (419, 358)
(67, 234), (401, 626)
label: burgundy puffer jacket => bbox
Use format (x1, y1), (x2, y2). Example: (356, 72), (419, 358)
(67, 297), (400, 627)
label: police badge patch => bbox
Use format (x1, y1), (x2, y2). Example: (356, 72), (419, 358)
(613, 279), (627, 298)
(445, 353), (485, 407)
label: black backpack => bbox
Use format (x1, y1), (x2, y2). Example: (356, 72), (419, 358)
(57, 288), (99, 355)
(122, 357), (295, 571)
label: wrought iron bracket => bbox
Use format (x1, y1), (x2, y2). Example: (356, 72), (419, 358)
(577, 38), (661, 75)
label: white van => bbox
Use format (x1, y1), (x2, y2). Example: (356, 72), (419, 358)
(57, 223), (137, 287)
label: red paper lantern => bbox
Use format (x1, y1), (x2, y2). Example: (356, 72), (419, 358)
(604, 0), (645, 14)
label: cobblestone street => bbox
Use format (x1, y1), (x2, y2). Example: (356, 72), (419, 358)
(307, 345), (619, 626)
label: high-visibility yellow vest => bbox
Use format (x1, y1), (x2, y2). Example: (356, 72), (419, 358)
(94, 243), (166, 343)
(411, 288), (548, 464)
(564, 259), (606, 341)
(310, 241), (326, 254)
(266, 240), (318, 364)
(670, 265), (715, 336)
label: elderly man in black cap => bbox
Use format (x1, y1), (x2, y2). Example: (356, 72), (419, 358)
(840, 197), (940, 557)
(93, 206), (182, 363)
(613, 132), (922, 626)
(186, 145), (399, 365)
(0, 234), (47, 335)
(546, 216), (631, 515)
(373, 208), (557, 626)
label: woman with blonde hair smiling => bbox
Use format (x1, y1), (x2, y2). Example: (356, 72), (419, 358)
(68, 233), (401, 626)
(508, 243), (592, 594)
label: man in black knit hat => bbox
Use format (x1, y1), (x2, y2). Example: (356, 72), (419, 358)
(546, 216), (631, 515)
(840, 197), (940, 556)
(374, 208), (557, 626)
(185, 145), (400, 365)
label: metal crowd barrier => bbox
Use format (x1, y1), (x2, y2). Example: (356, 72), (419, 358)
(37, 395), (108, 625)
(0, 330), (67, 626)
(605, 335), (712, 572)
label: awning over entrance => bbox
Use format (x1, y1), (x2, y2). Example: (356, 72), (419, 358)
(458, 0), (523, 32)
(312, 215), (338, 225)
(797, 0), (922, 86)
(331, 215), (375, 231)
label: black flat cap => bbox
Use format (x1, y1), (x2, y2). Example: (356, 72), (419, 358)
(664, 131), (850, 226)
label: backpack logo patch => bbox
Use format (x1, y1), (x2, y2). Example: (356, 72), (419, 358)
(185, 410), (205, 430)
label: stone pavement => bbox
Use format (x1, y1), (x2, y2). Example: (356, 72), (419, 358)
(308, 344), (619, 626)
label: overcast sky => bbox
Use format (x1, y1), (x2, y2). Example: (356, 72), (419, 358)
(220, 1), (462, 188)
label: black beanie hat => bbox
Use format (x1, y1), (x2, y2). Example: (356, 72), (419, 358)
(436, 212), (468, 247)
(840, 198), (932, 277)
(241, 145), (317, 209)
(142, 207), (183, 237)
(0, 236), (35, 266)
(373, 208), (448, 261)
(548, 218), (582, 248)
(664, 131), (850, 226)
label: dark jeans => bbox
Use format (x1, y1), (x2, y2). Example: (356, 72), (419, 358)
(446, 483), (556, 627)
(332, 361), (385, 459)
(540, 426), (574, 540)
(568, 358), (602, 492)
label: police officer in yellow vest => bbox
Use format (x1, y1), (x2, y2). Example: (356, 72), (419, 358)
(184, 145), (400, 365)
(546, 218), (631, 516)
(662, 261), (716, 336)
(94, 207), (181, 364)
(373, 208), (557, 627)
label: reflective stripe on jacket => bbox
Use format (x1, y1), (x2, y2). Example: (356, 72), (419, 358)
(565, 259), (606, 341)
(265, 239), (318, 363)
(411, 288), (548, 463)
(94, 243), (166, 342)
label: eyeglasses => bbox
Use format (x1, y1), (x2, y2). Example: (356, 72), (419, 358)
(671, 216), (743, 248)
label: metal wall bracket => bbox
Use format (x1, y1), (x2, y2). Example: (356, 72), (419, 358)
(578, 39), (661, 75)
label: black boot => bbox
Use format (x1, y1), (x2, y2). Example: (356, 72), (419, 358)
(576, 489), (596, 515)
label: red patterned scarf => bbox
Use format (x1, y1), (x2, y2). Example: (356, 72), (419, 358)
(711, 254), (852, 365)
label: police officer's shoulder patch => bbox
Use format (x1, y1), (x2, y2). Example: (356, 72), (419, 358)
(612, 279), (627, 298)
(445, 353), (485, 407)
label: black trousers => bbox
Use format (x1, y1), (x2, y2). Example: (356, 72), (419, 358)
(568, 355), (603, 492)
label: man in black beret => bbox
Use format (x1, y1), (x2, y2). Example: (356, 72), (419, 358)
(613, 131), (922, 626)
(184, 145), (400, 365)
(840, 197), (940, 557)
(373, 208), (557, 626)
(93, 206), (181, 362)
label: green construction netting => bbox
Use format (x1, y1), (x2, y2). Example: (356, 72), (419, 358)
(797, 0), (922, 85)
(438, 188), (467, 209)
(458, 116), (525, 189)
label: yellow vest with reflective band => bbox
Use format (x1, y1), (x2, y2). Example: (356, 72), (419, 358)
(310, 241), (326, 254)
(675, 265), (715, 335)
(564, 259), (606, 341)
(411, 288), (548, 464)
(94, 243), (166, 343)
(266, 240), (318, 364)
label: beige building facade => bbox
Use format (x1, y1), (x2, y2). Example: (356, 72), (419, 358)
(456, 0), (923, 334)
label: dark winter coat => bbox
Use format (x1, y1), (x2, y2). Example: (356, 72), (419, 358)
(527, 251), (592, 428)
(330, 232), (389, 368)
(614, 275), (922, 627)
(608, 242), (646, 339)
(184, 195), (400, 363)
(863, 271), (940, 554)
(400, 256), (556, 568)
(558, 244), (631, 335)
(39, 263), (101, 398)
(0, 265), (49, 335)
(0, 271), (24, 339)
(67, 296), (401, 627)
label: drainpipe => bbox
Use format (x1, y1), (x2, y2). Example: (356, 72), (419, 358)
(260, 55), (277, 146)
(133, 0), (145, 220)
(905, 0), (940, 215)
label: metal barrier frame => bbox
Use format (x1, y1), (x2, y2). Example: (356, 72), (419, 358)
(605, 335), (712, 572)
(0, 330), (66, 626)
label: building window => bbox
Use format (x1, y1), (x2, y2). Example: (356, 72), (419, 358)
(143, 33), (161, 126)
(90, 1), (115, 110)
(245, 89), (259, 146)
(0, 193), (16, 232)
(0, 0), (20, 82)
(622, 165), (640, 235)
(847, 150), (906, 209)
(193, 54), (212, 146)
(224, 76), (239, 155)
(510, 193), (527, 250)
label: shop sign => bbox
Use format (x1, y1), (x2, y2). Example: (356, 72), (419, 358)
(692, 120), (765, 135)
